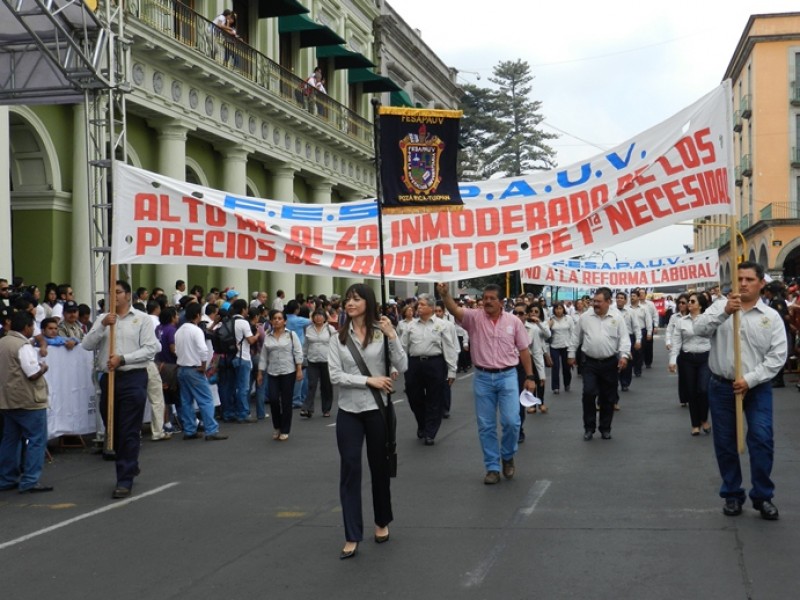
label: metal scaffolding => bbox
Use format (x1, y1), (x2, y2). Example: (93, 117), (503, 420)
(0, 0), (130, 307)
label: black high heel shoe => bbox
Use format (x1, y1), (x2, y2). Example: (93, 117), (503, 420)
(340, 543), (358, 560)
(374, 530), (390, 544)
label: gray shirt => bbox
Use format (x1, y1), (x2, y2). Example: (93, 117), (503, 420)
(400, 316), (459, 379)
(304, 323), (336, 363)
(668, 314), (712, 366)
(329, 324), (407, 413)
(258, 330), (303, 376)
(568, 310), (631, 360)
(82, 307), (158, 372)
(692, 298), (787, 388)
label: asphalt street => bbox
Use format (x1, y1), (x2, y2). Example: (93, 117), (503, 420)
(2, 337), (799, 600)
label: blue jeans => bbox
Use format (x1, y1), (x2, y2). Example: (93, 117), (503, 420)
(292, 368), (307, 408)
(252, 356), (267, 419)
(0, 409), (48, 491)
(708, 378), (774, 503)
(224, 356), (251, 421)
(177, 367), (219, 436)
(473, 368), (520, 472)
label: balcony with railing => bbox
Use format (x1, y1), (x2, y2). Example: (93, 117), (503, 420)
(792, 147), (800, 168)
(740, 154), (752, 177)
(791, 82), (800, 106)
(126, 0), (373, 148)
(740, 94), (752, 119)
(759, 203), (800, 220)
(733, 109), (743, 132)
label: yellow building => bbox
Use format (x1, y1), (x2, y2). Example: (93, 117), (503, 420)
(696, 12), (800, 285)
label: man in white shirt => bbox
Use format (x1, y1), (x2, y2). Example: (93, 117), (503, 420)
(176, 303), (227, 441)
(272, 289), (285, 311)
(636, 289), (659, 369)
(172, 280), (186, 306)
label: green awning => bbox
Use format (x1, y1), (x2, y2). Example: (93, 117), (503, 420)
(390, 89), (413, 107)
(348, 68), (402, 93)
(278, 14), (345, 48)
(316, 45), (374, 70)
(258, 0), (309, 19)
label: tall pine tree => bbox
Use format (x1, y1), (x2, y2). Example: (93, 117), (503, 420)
(487, 59), (556, 177)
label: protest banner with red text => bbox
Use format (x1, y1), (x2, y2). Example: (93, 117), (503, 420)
(520, 250), (719, 289)
(112, 82), (734, 281)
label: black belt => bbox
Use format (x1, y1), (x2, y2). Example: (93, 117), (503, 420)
(474, 365), (514, 373)
(410, 355), (443, 361)
(179, 365), (203, 369)
(103, 368), (146, 376)
(584, 356), (616, 362)
(711, 373), (734, 384)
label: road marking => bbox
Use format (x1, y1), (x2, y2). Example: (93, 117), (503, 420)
(463, 479), (551, 588)
(0, 482), (180, 551)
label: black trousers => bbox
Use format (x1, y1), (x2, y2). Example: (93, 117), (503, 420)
(405, 355), (447, 439)
(643, 332), (654, 367)
(268, 372), (295, 433)
(336, 408), (392, 542)
(99, 369), (148, 488)
(516, 362), (544, 427)
(677, 351), (710, 428)
(457, 336), (471, 370)
(304, 361), (333, 414)
(633, 328), (646, 375)
(581, 356), (619, 433)
(618, 335), (635, 389)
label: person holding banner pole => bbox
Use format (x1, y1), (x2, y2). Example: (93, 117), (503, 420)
(83, 279), (159, 499)
(437, 282), (535, 484)
(692, 261), (786, 520)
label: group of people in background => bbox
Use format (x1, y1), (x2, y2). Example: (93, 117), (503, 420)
(0, 263), (792, 556)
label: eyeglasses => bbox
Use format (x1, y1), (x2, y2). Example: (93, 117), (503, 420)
(688, 299), (698, 303)
(514, 311), (525, 316)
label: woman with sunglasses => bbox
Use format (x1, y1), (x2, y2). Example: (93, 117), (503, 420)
(668, 292), (712, 435)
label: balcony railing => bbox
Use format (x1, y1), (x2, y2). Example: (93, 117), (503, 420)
(791, 82), (800, 106)
(738, 214), (750, 232)
(759, 203), (800, 220)
(740, 154), (752, 177)
(740, 94), (752, 119)
(792, 147), (800, 168)
(733, 109), (743, 132)
(126, 0), (373, 148)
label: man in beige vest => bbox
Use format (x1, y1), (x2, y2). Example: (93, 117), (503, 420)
(0, 311), (53, 493)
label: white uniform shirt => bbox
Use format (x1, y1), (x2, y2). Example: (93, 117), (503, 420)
(692, 298), (787, 388)
(568, 310), (631, 360)
(668, 314), (712, 366)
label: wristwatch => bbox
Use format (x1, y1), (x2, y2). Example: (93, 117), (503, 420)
(526, 375), (536, 381)
(119, 355), (126, 366)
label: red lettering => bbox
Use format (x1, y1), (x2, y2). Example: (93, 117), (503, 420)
(134, 194), (159, 221)
(136, 227), (160, 253)
(182, 196), (202, 223)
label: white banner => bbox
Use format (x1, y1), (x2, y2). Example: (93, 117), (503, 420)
(520, 250), (719, 288)
(112, 82), (734, 282)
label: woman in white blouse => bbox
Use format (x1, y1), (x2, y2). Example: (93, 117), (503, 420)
(328, 283), (407, 560)
(257, 310), (303, 441)
(301, 309), (336, 418)
(548, 302), (574, 395)
(668, 292), (712, 436)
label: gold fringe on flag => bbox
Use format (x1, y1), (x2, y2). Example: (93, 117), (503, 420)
(382, 204), (464, 215)
(378, 106), (463, 119)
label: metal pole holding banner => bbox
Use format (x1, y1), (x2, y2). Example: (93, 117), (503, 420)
(104, 264), (118, 453)
(729, 217), (744, 454)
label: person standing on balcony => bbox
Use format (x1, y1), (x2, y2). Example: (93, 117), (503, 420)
(210, 9), (233, 61)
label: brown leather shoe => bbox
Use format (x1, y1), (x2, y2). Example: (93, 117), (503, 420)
(502, 458), (515, 479)
(483, 470), (501, 485)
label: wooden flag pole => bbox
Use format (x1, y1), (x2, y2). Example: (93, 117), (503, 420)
(729, 217), (744, 454)
(105, 264), (118, 453)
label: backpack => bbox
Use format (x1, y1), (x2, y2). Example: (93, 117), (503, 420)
(210, 316), (238, 357)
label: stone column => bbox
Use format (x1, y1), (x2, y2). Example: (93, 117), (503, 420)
(270, 165), (297, 301)
(218, 145), (250, 296)
(307, 179), (333, 297)
(70, 103), (92, 302)
(0, 107), (12, 280)
(152, 120), (190, 291)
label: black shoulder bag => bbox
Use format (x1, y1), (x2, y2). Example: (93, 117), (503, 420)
(344, 334), (398, 478)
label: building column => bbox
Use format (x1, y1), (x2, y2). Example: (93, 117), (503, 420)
(152, 120), (190, 291)
(218, 145), (251, 296)
(270, 165), (297, 301)
(70, 103), (92, 302)
(0, 107), (11, 280)
(307, 179), (334, 297)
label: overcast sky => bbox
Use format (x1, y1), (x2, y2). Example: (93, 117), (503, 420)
(391, 0), (800, 260)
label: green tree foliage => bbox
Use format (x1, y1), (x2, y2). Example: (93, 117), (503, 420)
(458, 59), (557, 179)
